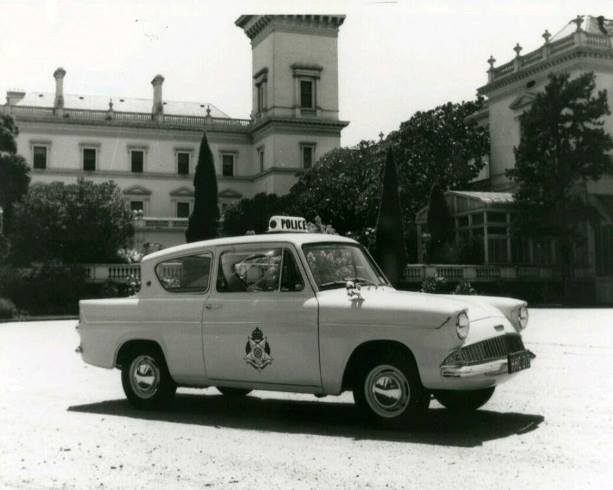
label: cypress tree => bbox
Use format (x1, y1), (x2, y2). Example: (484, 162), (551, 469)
(186, 132), (219, 242)
(374, 148), (407, 286)
(426, 184), (454, 262)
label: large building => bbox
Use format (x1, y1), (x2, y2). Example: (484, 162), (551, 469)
(416, 15), (613, 302)
(1, 15), (348, 249)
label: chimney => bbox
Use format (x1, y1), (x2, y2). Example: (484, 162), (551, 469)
(53, 67), (66, 116)
(151, 74), (164, 121)
(6, 90), (25, 111)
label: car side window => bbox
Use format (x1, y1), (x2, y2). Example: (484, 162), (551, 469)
(217, 248), (282, 293)
(280, 249), (305, 292)
(155, 253), (212, 293)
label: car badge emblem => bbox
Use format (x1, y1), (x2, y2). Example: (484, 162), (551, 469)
(244, 327), (273, 371)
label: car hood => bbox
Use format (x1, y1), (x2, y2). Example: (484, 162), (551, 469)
(316, 287), (505, 323)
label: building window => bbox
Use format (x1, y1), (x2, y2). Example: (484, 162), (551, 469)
(130, 201), (144, 212)
(257, 83), (265, 113)
(33, 145), (47, 169)
(301, 144), (316, 170)
(131, 150), (144, 173)
(253, 67), (268, 115)
(177, 202), (190, 218)
(258, 147), (265, 173)
(83, 148), (96, 171)
(300, 80), (314, 109)
(222, 154), (235, 177)
(177, 152), (190, 175)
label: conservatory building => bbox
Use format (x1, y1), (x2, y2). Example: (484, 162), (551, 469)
(415, 15), (613, 303)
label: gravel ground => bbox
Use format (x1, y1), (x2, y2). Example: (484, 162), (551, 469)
(1, 309), (612, 489)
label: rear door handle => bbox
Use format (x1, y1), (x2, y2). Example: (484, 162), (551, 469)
(205, 304), (222, 310)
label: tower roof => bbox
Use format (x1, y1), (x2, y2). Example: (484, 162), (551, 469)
(236, 15), (345, 41)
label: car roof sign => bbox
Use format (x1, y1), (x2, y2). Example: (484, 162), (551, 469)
(268, 216), (308, 233)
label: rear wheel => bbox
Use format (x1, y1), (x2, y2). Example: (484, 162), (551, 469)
(353, 353), (429, 427)
(434, 387), (495, 411)
(216, 387), (252, 397)
(121, 350), (176, 409)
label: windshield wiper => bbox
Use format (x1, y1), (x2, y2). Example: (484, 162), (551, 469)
(346, 276), (377, 287)
(319, 280), (348, 290)
(319, 277), (377, 290)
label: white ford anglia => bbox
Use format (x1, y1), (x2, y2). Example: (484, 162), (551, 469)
(77, 217), (534, 425)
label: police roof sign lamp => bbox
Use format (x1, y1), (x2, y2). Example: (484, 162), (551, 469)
(268, 216), (308, 233)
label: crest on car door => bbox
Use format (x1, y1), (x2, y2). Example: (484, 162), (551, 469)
(244, 327), (273, 371)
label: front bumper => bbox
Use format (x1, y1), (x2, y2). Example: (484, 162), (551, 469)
(441, 350), (535, 378)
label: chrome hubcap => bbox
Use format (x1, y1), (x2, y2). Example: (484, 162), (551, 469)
(129, 355), (160, 399)
(364, 365), (411, 418)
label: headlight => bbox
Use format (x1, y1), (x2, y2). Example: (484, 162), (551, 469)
(456, 311), (470, 340)
(517, 305), (529, 330)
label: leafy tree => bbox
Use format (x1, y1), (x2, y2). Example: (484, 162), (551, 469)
(426, 184), (455, 262)
(186, 132), (219, 242)
(9, 179), (134, 264)
(0, 114), (30, 232)
(222, 193), (291, 236)
(389, 99), (489, 220)
(286, 141), (382, 240)
(373, 149), (407, 286)
(285, 100), (488, 258)
(507, 72), (613, 295)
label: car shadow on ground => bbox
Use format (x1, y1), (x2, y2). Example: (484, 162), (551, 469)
(68, 393), (544, 448)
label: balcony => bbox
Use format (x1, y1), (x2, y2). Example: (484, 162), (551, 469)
(133, 217), (188, 231)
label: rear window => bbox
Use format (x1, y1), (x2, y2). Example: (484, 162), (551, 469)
(155, 253), (212, 293)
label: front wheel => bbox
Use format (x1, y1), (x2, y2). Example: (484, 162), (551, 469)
(434, 387), (495, 411)
(121, 350), (176, 409)
(353, 353), (429, 427)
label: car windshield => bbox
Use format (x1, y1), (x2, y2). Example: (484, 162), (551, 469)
(302, 242), (389, 290)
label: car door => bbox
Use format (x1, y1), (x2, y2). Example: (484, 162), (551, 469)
(143, 252), (212, 384)
(202, 243), (321, 388)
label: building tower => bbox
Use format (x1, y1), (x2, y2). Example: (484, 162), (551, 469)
(236, 15), (349, 195)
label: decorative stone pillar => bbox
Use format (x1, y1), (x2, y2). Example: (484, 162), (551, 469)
(512, 43), (522, 72)
(573, 15), (586, 46)
(487, 55), (496, 82)
(542, 30), (551, 59)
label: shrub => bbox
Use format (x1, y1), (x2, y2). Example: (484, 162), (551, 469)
(0, 265), (87, 315)
(454, 280), (477, 295)
(0, 298), (17, 319)
(420, 275), (447, 293)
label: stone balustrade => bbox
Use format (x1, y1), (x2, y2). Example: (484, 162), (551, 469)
(488, 30), (613, 84)
(76, 263), (595, 284)
(404, 264), (595, 282)
(2, 105), (252, 130)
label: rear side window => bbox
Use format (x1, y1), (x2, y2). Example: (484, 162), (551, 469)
(155, 253), (212, 293)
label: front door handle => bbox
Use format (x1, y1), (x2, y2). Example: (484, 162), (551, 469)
(205, 304), (222, 310)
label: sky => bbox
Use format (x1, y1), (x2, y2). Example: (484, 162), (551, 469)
(1, 0), (612, 146)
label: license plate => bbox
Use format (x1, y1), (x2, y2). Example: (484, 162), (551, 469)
(508, 351), (531, 373)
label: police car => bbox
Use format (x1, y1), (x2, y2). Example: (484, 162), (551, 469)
(77, 216), (534, 426)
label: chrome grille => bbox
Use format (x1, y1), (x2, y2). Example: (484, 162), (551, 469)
(458, 334), (525, 364)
